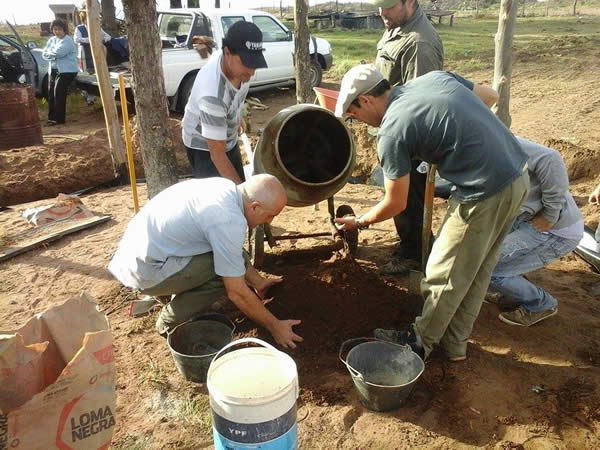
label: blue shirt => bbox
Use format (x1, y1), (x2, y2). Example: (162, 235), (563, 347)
(42, 35), (78, 73)
(377, 71), (528, 203)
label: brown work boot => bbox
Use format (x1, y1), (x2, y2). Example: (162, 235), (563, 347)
(379, 256), (420, 276)
(498, 306), (558, 327)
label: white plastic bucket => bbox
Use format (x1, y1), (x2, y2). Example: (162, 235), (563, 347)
(207, 338), (299, 449)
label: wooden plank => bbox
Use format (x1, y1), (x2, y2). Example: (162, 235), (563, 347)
(0, 215), (111, 263)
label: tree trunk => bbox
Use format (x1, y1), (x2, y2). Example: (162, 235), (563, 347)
(573, 0), (578, 15)
(492, 0), (518, 128)
(122, 0), (178, 199)
(101, 0), (120, 36)
(85, 0), (127, 179)
(294, 0), (312, 104)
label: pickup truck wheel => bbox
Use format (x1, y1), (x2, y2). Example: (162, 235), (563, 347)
(308, 59), (323, 88)
(179, 74), (196, 112)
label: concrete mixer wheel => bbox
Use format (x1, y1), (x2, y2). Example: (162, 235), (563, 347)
(250, 224), (265, 268)
(335, 204), (359, 255)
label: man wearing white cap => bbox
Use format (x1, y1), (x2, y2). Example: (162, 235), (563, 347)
(334, 64), (529, 361)
(371, 0), (444, 276)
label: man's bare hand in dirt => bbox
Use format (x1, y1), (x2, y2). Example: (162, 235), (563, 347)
(531, 214), (553, 232)
(589, 184), (600, 205)
(269, 319), (303, 349)
(254, 276), (283, 300)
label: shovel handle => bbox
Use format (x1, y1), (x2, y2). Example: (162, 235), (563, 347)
(422, 164), (437, 271)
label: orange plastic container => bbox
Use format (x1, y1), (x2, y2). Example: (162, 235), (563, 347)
(313, 86), (339, 113)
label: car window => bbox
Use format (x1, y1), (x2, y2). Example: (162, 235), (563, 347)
(159, 14), (193, 39)
(221, 17), (245, 36)
(252, 16), (289, 43)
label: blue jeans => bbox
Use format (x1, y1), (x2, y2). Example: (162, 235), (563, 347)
(490, 219), (579, 312)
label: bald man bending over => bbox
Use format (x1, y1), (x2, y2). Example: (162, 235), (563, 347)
(109, 175), (303, 348)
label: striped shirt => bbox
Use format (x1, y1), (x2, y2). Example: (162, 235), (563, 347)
(182, 51), (249, 152)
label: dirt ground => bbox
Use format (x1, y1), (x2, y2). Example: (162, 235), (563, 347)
(2, 42), (600, 448)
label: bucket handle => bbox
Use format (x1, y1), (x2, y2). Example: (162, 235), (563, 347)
(212, 337), (278, 364)
(167, 312), (236, 336)
(210, 338), (299, 400)
(338, 337), (379, 381)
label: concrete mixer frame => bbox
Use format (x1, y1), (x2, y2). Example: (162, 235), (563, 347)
(248, 197), (359, 268)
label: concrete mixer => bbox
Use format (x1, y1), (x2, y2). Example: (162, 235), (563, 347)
(249, 102), (358, 266)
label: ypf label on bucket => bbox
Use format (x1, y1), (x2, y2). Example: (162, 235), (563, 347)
(212, 404), (297, 450)
(213, 424), (297, 450)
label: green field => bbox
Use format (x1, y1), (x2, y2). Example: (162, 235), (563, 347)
(315, 14), (600, 77)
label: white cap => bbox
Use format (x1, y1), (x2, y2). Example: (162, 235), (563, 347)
(334, 64), (385, 118)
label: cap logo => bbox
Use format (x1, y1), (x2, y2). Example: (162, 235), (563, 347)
(245, 41), (263, 51)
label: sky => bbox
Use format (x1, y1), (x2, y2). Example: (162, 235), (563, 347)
(0, 0), (349, 25)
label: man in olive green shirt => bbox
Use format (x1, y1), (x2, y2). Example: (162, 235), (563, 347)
(371, 0), (444, 275)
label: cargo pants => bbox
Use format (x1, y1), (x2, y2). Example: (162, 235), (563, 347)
(142, 251), (249, 335)
(415, 170), (529, 359)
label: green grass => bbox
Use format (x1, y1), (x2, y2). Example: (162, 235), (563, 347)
(175, 395), (212, 429)
(314, 14), (600, 78)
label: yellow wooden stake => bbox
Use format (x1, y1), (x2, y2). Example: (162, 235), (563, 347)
(118, 74), (139, 213)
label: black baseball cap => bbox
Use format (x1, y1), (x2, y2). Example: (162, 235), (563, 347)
(223, 21), (268, 69)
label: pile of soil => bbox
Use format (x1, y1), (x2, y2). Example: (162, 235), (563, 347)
(236, 250), (423, 401)
(0, 117), (190, 206)
(544, 137), (600, 181)
(347, 122), (378, 181)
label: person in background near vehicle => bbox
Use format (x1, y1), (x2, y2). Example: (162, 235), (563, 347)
(74, 10), (112, 45)
(334, 65), (529, 362)
(108, 175), (303, 349)
(42, 19), (78, 126)
(370, 0), (444, 276)
(486, 137), (583, 326)
(182, 21), (267, 183)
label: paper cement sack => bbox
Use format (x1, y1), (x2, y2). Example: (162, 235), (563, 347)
(0, 293), (116, 449)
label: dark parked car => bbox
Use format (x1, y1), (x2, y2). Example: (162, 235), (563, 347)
(0, 22), (49, 97)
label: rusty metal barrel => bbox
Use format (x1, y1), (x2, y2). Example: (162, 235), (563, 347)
(253, 104), (355, 207)
(0, 84), (43, 150)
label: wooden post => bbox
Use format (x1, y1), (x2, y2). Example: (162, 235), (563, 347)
(85, 0), (127, 179)
(294, 0), (312, 104)
(492, 0), (518, 128)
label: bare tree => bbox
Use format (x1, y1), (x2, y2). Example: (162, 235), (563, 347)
(492, 0), (518, 127)
(573, 0), (579, 15)
(294, 0), (312, 103)
(122, 0), (178, 199)
(101, 0), (120, 36)
(85, 0), (127, 179)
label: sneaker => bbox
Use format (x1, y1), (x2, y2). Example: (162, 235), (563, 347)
(483, 289), (519, 309)
(374, 324), (425, 360)
(379, 257), (421, 276)
(498, 305), (558, 327)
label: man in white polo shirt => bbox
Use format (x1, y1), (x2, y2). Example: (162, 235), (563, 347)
(182, 21), (267, 183)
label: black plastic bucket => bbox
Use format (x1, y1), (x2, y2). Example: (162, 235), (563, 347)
(167, 313), (235, 383)
(339, 338), (425, 412)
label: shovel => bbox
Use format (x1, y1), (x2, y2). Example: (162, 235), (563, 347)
(408, 164), (437, 295)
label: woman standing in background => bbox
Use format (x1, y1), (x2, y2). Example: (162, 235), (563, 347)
(42, 19), (78, 126)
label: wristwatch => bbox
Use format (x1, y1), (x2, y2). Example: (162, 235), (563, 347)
(355, 215), (369, 230)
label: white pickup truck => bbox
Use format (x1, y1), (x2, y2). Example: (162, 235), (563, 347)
(76, 8), (333, 112)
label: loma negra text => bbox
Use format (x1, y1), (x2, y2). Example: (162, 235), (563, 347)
(71, 406), (115, 442)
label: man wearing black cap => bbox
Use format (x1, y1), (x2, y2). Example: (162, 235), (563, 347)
(182, 21), (267, 182)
